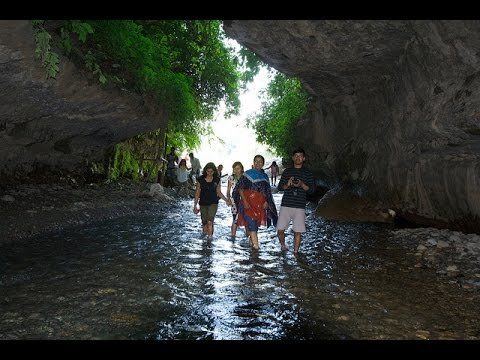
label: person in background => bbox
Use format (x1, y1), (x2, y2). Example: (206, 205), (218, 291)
(175, 159), (190, 195)
(233, 155), (278, 250)
(265, 161), (280, 186)
(217, 164), (228, 182)
(166, 147), (179, 185)
(276, 148), (315, 255)
(227, 161), (246, 240)
(188, 152), (201, 184)
(193, 162), (230, 239)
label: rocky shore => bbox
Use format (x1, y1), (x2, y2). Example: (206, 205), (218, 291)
(393, 228), (480, 290)
(0, 180), (180, 245)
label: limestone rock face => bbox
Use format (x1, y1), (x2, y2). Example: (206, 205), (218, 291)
(0, 20), (167, 183)
(224, 20), (480, 232)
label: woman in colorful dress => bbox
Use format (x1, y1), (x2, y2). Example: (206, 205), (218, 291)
(233, 155), (278, 250)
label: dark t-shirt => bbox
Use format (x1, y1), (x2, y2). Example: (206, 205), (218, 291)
(198, 175), (220, 206)
(167, 153), (178, 169)
(277, 166), (315, 209)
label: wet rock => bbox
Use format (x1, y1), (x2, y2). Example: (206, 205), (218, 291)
(446, 265), (460, 277)
(437, 240), (450, 249)
(1, 195), (15, 202)
(426, 238), (438, 246)
(73, 202), (88, 208)
(416, 244), (427, 252)
(449, 235), (461, 242)
(415, 330), (430, 339)
(337, 315), (350, 321)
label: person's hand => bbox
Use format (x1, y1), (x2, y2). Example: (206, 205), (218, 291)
(294, 179), (304, 188)
(262, 202), (269, 209)
(287, 177), (294, 187)
(193, 206), (199, 214)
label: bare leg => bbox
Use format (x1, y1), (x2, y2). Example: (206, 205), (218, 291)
(277, 229), (288, 251)
(250, 231), (259, 250)
(207, 221), (214, 236)
(293, 232), (302, 255)
(231, 223), (237, 237)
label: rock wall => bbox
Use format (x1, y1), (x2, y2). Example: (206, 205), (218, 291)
(0, 20), (167, 184)
(224, 20), (480, 231)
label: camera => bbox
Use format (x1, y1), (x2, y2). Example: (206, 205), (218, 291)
(291, 177), (300, 186)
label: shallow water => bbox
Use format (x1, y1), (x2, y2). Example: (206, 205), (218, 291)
(1, 187), (479, 340)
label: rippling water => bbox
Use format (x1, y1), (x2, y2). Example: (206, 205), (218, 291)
(1, 188), (479, 340)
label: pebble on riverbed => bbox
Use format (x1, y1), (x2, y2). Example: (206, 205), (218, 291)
(392, 227), (480, 287)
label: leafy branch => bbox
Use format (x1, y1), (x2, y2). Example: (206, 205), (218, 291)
(31, 20), (60, 79)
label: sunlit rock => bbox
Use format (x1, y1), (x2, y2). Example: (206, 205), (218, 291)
(224, 20), (480, 232)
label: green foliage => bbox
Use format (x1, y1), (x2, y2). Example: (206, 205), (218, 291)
(70, 20), (94, 43)
(238, 48), (263, 85)
(252, 73), (310, 159)
(84, 50), (107, 84)
(109, 143), (145, 181)
(32, 20), (60, 79)
(31, 19), (266, 181)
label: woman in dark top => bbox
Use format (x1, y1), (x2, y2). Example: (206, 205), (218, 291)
(193, 162), (230, 239)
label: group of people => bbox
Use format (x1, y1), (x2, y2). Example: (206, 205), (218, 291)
(192, 148), (315, 255)
(165, 148), (202, 194)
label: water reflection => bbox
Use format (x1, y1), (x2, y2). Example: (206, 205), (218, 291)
(1, 190), (479, 340)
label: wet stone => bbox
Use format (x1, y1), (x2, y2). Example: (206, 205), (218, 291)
(426, 238), (438, 246)
(449, 235), (461, 242)
(416, 244), (427, 252)
(437, 240), (450, 249)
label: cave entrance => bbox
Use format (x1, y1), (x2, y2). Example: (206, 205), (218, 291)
(177, 66), (279, 183)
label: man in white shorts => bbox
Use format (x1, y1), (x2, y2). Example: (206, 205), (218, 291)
(276, 148), (315, 255)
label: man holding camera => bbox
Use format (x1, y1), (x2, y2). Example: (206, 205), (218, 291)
(276, 148), (315, 255)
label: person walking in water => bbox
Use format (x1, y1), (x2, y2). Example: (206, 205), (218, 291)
(265, 161), (280, 186)
(276, 148), (315, 255)
(193, 162), (230, 239)
(226, 161), (246, 240)
(233, 155), (277, 250)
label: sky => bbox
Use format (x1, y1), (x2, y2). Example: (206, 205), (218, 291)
(179, 39), (281, 176)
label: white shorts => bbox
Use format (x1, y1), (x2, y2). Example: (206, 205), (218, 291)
(276, 206), (306, 233)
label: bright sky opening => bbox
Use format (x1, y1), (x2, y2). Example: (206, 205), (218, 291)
(181, 39), (281, 177)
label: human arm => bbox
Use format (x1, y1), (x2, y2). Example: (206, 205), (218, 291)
(238, 188), (250, 209)
(226, 178), (232, 200)
(276, 170), (293, 192)
(294, 171), (315, 194)
(216, 182), (230, 204)
(193, 182), (201, 213)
